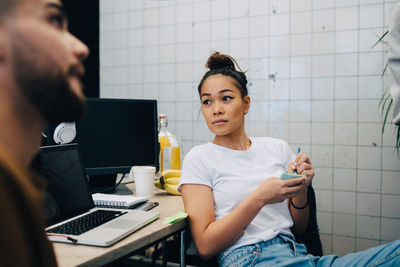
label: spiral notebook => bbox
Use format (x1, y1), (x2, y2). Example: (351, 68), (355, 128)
(92, 193), (148, 209)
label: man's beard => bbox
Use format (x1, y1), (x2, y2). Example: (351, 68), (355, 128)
(12, 44), (86, 126)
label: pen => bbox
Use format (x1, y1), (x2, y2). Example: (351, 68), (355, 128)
(294, 147), (301, 174)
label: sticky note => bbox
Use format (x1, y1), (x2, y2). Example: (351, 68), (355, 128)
(163, 211), (188, 224)
(280, 172), (304, 180)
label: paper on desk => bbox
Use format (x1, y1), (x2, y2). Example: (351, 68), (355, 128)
(163, 211), (188, 224)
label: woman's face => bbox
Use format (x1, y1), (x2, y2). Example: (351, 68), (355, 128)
(200, 74), (250, 137)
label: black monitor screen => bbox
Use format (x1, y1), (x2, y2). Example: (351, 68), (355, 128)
(74, 98), (159, 175)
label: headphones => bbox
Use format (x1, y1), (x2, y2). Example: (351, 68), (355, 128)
(53, 122), (76, 144)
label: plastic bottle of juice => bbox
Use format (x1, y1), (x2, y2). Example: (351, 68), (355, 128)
(158, 114), (181, 171)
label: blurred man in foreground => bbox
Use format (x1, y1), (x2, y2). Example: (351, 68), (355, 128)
(0, 0), (89, 265)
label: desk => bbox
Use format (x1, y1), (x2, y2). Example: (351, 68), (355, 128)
(53, 187), (188, 267)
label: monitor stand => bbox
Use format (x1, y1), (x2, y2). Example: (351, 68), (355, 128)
(88, 174), (132, 195)
(88, 174), (117, 188)
(113, 183), (132, 195)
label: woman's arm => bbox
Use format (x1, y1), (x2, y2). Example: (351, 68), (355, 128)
(181, 176), (307, 260)
(288, 153), (315, 235)
(288, 189), (309, 235)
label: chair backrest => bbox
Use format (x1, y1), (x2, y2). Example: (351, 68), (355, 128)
(293, 184), (323, 256)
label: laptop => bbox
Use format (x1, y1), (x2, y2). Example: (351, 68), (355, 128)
(31, 143), (160, 247)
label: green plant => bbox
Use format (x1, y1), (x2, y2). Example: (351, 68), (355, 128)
(373, 30), (400, 150)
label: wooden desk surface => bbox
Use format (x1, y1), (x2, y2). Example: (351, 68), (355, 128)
(53, 187), (187, 267)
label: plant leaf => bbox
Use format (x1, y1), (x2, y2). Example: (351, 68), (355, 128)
(379, 89), (389, 107)
(381, 94), (391, 114)
(382, 62), (389, 77)
(397, 127), (400, 151)
(372, 30), (389, 49)
(382, 99), (393, 134)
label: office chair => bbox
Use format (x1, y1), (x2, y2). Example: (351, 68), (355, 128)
(294, 184), (323, 256)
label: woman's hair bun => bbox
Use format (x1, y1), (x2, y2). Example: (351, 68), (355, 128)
(198, 51), (248, 97)
(206, 52), (236, 71)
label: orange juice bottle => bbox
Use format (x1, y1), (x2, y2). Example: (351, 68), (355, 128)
(158, 114), (181, 171)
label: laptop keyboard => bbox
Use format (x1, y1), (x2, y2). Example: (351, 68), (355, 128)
(46, 209), (126, 236)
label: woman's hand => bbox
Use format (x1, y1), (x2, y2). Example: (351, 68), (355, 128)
(287, 153), (314, 235)
(288, 152), (314, 188)
(181, 178), (305, 259)
(252, 177), (307, 205)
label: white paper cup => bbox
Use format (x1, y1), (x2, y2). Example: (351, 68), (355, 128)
(131, 166), (155, 198)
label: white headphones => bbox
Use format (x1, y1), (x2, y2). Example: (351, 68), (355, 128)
(53, 122), (76, 144)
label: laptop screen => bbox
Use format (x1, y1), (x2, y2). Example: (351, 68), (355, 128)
(31, 144), (94, 226)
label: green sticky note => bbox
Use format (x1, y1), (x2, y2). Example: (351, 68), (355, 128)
(280, 172), (303, 180)
(163, 211), (188, 224)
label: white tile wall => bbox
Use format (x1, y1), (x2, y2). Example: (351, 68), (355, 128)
(312, 100), (334, 122)
(381, 218), (400, 241)
(382, 195), (400, 218)
(335, 54), (358, 76)
(317, 211), (333, 234)
(335, 77), (358, 99)
(357, 193), (381, 216)
(291, 12), (312, 34)
(334, 168), (356, 191)
(334, 191), (356, 214)
(313, 9), (335, 32)
(357, 216), (381, 239)
(100, 0), (400, 256)
(311, 145), (333, 167)
(334, 146), (357, 168)
(356, 239), (381, 252)
(313, 167), (333, 190)
(270, 0), (290, 13)
(382, 171), (400, 194)
(333, 213), (356, 236)
(312, 123), (334, 144)
(313, 32), (335, 55)
(336, 7), (359, 30)
(316, 189), (333, 212)
(357, 170), (381, 193)
(312, 78), (334, 99)
(333, 236), (355, 255)
(312, 55), (335, 77)
(359, 5), (383, 29)
(336, 30), (359, 53)
(334, 123), (357, 145)
(358, 146), (382, 170)
(320, 234), (333, 254)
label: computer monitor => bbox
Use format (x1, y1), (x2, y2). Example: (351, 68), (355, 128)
(74, 98), (159, 178)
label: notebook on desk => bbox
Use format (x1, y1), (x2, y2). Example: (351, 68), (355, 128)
(31, 143), (159, 247)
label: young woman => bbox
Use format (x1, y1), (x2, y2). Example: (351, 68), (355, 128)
(178, 52), (400, 266)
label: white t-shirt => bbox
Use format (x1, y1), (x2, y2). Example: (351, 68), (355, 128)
(179, 137), (296, 253)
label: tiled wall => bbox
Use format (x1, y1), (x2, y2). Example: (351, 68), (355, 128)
(100, 0), (400, 255)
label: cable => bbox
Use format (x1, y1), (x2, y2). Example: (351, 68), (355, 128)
(46, 234), (78, 243)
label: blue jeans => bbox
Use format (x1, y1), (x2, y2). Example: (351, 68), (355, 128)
(218, 233), (400, 266)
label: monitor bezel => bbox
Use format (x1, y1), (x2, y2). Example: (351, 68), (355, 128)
(76, 98), (159, 175)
